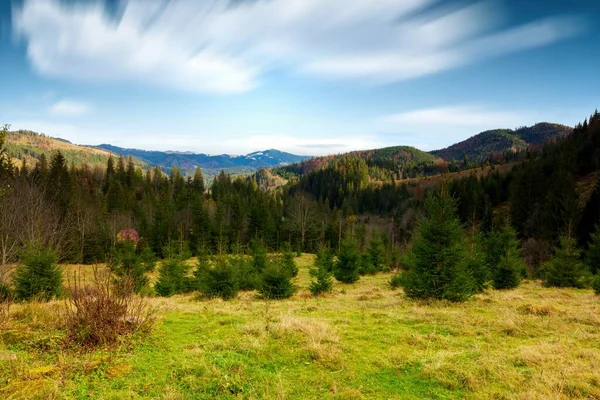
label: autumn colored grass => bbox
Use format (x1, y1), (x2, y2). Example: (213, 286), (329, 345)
(1, 254), (599, 399)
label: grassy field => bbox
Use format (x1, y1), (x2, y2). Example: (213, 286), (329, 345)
(1, 254), (600, 399)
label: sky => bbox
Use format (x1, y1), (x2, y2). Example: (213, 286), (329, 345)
(0, 0), (599, 156)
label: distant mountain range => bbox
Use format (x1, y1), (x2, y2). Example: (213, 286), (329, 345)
(431, 123), (572, 162)
(96, 144), (311, 178)
(5, 121), (572, 180)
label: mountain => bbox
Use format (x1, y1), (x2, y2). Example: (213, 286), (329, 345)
(431, 123), (572, 162)
(5, 130), (145, 169)
(96, 144), (311, 178)
(274, 145), (437, 178)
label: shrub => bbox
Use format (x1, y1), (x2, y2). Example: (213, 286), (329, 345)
(0, 282), (13, 302)
(545, 235), (587, 288)
(592, 275), (600, 295)
(140, 246), (157, 273)
(0, 284), (12, 329)
(14, 244), (62, 301)
(233, 256), (261, 291)
(260, 260), (296, 299)
(400, 193), (474, 302)
(65, 268), (155, 347)
(197, 257), (239, 300)
(389, 272), (403, 289)
(334, 240), (361, 284)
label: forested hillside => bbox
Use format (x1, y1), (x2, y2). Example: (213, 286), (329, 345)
(431, 123), (571, 162)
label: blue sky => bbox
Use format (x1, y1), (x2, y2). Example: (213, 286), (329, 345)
(1, 0), (599, 155)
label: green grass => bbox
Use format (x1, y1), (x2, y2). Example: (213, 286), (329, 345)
(2, 254), (600, 399)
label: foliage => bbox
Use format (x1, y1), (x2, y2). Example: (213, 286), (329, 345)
(545, 235), (587, 288)
(280, 242), (299, 277)
(486, 224), (525, 290)
(65, 267), (155, 347)
(309, 253), (333, 296)
(334, 240), (361, 284)
(592, 275), (600, 295)
(196, 257), (240, 300)
(389, 272), (403, 289)
(259, 259), (296, 299)
(400, 193), (475, 302)
(585, 226), (600, 275)
(109, 241), (148, 294)
(465, 227), (490, 292)
(367, 234), (386, 272)
(315, 246), (334, 272)
(155, 242), (192, 297)
(14, 244), (62, 301)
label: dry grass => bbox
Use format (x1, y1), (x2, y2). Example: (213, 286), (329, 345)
(1, 254), (600, 399)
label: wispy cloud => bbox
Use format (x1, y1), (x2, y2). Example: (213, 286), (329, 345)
(13, 0), (586, 94)
(377, 105), (541, 150)
(49, 100), (91, 116)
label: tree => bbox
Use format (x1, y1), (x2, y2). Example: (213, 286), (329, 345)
(315, 246), (334, 272)
(109, 240), (148, 294)
(259, 259), (295, 299)
(197, 257), (239, 300)
(155, 242), (192, 296)
(367, 233), (386, 272)
(400, 193), (474, 302)
(14, 244), (62, 301)
(585, 225), (600, 276)
(486, 224), (524, 290)
(545, 234), (587, 288)
(309, 253), (333, 295)
(334, 240), (361, 284)
(0, 124), (13, 181)
(280, 242), (298, 277)
(286, 193), (318, 251)
(465, 225), (490, 292)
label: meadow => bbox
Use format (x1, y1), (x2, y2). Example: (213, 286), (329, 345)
(1, 254), (599, 400)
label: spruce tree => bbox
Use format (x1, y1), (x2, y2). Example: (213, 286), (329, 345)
(155, 242), (192, 296)
(367, 234), (386, 272)
(310, 247), (334, 295)
(487, 225), (525, 290)
(465, 225), (490, 292)
(259, 259), (295, 299)
(545, 235), (587, 288)
(281, 242), (298, 277)
(400, 193), (474, 302)
(197, 257), (239, 300)
(334, 240), (361, 284)
(585, 226), (600, 275)
(14, 244), (62, 301)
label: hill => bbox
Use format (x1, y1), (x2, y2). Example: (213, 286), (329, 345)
(431, 123), (572, 162)
(97, 144), (311, 178)
(275, 145), (438, 178)
(5, 130), (132, 170)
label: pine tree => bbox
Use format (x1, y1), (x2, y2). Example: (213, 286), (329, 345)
(109, 240), (148, 294)
(309, 249), (333, 295)
(586, 226), (600, 275)
(14, 244), (62, 301)
(545, 235), (587, 288)
(259, 258), (295, 299)
(334, 240), (361, 283)
(280, 242), (298, 277)
(400, 193), (474, 302)
(465, 226), (490, 292)
(486, 224), (524, 290)
(315, 246), (334, 272)
(155, 241), (192, 296)
(197, 257), (239, 300)
(367, 234), (386, 272)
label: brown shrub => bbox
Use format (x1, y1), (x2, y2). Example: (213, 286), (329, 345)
(64, 267), (155, 347)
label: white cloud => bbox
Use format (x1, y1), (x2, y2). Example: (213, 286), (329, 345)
(377, 105), (542, 150)
(13, 0), (585, 94)
(49, 100), (91, 116)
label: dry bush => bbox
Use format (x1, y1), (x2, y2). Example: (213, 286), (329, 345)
(64, 267), (156, 347)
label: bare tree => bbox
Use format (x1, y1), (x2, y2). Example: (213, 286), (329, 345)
(0, 181), (21, 281)
(286, 193), (319, 251)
